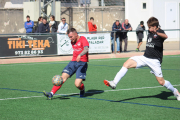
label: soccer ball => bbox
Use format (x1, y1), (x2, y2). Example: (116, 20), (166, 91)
(52, 75), (63, 86)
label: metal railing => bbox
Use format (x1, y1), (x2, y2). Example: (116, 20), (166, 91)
(0, 29), (179, 58)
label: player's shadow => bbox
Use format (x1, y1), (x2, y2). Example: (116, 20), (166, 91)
(53, 89), (104, 100)
(85, 89), (104, 97)
(54, 93), (79, 100)
(112, 91), (175, 102)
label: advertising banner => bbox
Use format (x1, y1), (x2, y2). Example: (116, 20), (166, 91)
(57, 33), (111, 55)
(57, 34), (73, 55)
(0, 35), (57, 57)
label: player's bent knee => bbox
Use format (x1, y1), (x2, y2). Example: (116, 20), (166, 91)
(74, 82), (81, 88)
(123, 59), (136, 69)
(74, 79), (82, 88)
(123, 61), (129, 68)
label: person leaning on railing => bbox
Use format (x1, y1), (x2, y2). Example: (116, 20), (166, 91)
(57, 17), (68, 34)
(33, 16), (42, 33)
(120, 19), (132, 52)
(37, 17), (50, 33)
(111, 20), (122, 53)
(24, 15), (34, 33)
(49, 15), (58, 33)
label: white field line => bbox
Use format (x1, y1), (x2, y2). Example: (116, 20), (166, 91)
(0, 84), (180, 101)
(103, 84), (180, 92)
(0, 93), (78, 101)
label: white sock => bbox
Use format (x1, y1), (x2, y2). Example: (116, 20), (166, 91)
(113, 67), (128, 85)
(50, 92), (54, 95)
(163, 80), (175, 93)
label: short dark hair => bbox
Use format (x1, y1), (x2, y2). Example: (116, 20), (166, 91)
(116, 20), (119, 22)
(26, 15), (30, 18)
(61, 17), (66, 20)
(140, 21), (144, 25)
(147, 17), (159, 27)
(90, 17), (94, 20)
(67, 28), (77, 34)
(43, 17), (47, 21)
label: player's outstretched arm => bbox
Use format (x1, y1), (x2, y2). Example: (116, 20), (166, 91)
(76, 46), (89, 62)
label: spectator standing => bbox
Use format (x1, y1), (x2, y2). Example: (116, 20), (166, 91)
(34, 16), (42, 33)
(38, 17), (50, 33)
(49, 15), (58, 33)
(88, 17), (97, 34)
(24, 15), (34, 33)
(136, 21), (145, 52)
(57, 18), (68, 33)
(111, 20), (122, 53)
(120, 19), (132, 52)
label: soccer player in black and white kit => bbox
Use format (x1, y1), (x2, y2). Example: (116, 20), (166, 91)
(104, 17), (180, 101)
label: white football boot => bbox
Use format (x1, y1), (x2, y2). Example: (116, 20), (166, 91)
(173, 88), (180, 101)
(104, 80), (116, 89)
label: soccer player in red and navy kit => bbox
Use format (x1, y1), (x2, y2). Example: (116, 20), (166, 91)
(43, 28), (89, 100)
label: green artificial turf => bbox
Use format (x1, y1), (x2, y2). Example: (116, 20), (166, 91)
(0, 55), (180, 120)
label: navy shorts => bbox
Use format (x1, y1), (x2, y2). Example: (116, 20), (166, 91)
(62, 61), (88, 80)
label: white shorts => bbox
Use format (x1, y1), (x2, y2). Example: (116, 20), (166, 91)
(130, 56), (163, 77)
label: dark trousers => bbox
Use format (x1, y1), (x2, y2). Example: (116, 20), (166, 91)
(120, 37), (128, 52)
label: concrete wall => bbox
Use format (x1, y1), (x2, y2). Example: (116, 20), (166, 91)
(0, 6), (125, 34)
(0, 9), (25, 34)
(61, 6), (125, 32)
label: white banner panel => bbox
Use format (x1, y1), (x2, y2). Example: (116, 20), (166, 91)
(57, 34), (73, 55)
(57, 33), (111, 55)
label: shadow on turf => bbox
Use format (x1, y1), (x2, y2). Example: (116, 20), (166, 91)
(112, 91), (175, 102)
(53, 90), (104, 100)
(85, 89), (104, 97)
(53, 93), (79, 100)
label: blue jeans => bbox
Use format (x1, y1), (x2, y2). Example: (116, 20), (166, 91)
(111, 37), (120, 52)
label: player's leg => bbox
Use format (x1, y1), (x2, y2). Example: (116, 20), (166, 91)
(43, 61), (75, 100)
(111, 37), (114, 53)
(104, 58), (137, 89)
(136, 39), (142, 51)
(75, 79), (83, 88)
(50, 73), (70, 95)
(43, 73), (70, 100)
(75, 62), (87, 97)
(156, 76), (180, 101)
(148, 59), (180, 101)
(75, 79), (85, 97)
(116, 37), (120, 53)
(124, 37), (128, 52)
(120, 38), (123, 52)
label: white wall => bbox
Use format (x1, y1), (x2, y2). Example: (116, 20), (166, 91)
(125, 0), (180, 41)
(125, 0), (153, 41)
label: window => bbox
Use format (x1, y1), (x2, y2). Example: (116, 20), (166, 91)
(143, 3), (146, 9)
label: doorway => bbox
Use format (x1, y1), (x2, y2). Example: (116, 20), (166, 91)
(165, 2), (178, 38)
